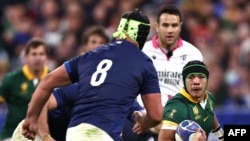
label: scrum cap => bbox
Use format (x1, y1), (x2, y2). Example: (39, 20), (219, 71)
(113, 9), (150, 49)
(182, 60), (209, 91)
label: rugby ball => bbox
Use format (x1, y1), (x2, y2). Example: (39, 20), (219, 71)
(175, 120), (202, 141)
(12, 120), (42, 141)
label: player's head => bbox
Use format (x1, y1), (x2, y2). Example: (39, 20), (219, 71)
(24, 37), (48, 72)
(24, 37), (48, 55)
(155, 5), (183, 50)
(182, 60), (209, 94)
(156, 5), (182, 23)
(113, 9), (150, 49)
(81, 25), (109, 52)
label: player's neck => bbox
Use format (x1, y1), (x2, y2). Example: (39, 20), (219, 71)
(125, 37), (139, 48)
(201, 93), (207, 101)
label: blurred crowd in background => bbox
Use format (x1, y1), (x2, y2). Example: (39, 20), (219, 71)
(0, 0), (250, 124)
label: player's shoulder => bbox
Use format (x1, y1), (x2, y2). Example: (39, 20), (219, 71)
(164, 94), (189, 120)
(0, 69), (22, 89)
(102, 40), (141, 54)
(165, 93), (187, 107)
(205, 90), (215, 101)
(4, 69), (22, 79)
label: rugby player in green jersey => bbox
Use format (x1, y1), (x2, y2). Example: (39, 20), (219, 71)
(0, 37), (49, 141)
(158, 60), (224, 141)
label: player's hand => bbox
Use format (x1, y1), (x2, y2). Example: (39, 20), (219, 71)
(22, 118), (37, 140)
(132, 120), (142, 134)
(193, 128), (207, 141)
(132, 111), (146, 134)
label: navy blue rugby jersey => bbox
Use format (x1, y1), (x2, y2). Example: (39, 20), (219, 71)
(48, 82), (143, 141)
(48, 83), (78, 141)
(64, 40), (160, 141)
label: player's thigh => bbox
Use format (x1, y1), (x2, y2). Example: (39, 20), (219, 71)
(66, 123), (114, 141)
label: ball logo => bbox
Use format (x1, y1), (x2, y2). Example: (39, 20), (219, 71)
(175, 120), (202, 141)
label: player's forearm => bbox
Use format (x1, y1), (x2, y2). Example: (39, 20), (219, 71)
(141, 115), (162, 129)
(37, 102), (51, 138)
(133, 111), (161, 134)
(212, 115), (224, 141)
(26, 75), (56, 119)
(141, 93), (163, 128)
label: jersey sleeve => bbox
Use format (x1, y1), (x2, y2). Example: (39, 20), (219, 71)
(161, 100), (188, 130)
(140, 58), (160, 95)
(64, 56), (81, 83)
(52, 83), (79, 108)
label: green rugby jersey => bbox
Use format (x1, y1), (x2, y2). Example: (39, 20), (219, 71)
(0, 65), (49, 139)
(162, 88), (215, 137)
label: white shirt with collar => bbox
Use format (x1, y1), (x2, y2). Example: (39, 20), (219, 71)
(139, 36), (203, 107)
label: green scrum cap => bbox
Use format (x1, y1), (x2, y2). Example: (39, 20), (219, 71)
(113, 9), (150, 49)
(182, 60), (209, 92)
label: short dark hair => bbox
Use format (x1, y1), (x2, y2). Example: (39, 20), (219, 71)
(82, 26), (109, 44)
(157, 5), (182, 23)
(24, 37), (48, 55)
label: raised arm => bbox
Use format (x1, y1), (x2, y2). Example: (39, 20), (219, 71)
(212, 114), (224, 141)
(22, 65), (71, 139)
(133, 93), (163, 133)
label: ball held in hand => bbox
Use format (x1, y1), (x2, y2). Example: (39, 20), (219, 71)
(175, 120), (202, 141)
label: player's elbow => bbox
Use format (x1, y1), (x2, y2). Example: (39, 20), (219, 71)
(152, 115), (163, 125)
(148, 117), (162, 128)
(148, 110), (163, 126)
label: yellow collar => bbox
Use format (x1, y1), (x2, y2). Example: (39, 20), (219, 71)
(22, 65), (49, 80)
(180, 88), (207, 103)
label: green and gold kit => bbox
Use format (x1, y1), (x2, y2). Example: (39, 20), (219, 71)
(161, 88), (215, 137)
(0, 65), (49, 139)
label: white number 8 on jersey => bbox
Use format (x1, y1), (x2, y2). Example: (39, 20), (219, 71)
(91, 59), (113, 86)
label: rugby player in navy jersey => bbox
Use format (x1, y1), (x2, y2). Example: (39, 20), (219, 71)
(13, 83), (144, 141)
(22, 9), (163, 141)
(45, 84), (144, 141)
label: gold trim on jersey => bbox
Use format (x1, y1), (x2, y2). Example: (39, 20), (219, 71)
(22, 65), (49, 80)
(180, 88), (207, 103)
(162, 120), (178, 127)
